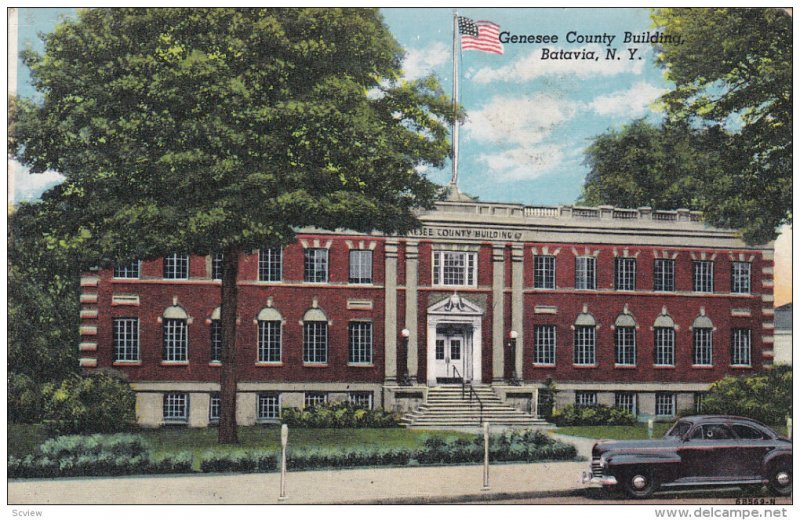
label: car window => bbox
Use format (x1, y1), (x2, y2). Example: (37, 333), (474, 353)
(666, 420), (692, 437)
(691, 424), (735, 440)
(732, 424), (768, 440)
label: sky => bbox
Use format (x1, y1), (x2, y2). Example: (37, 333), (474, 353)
(9, 7), (791, 304)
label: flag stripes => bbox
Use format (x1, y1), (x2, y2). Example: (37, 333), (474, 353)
(459, 17), (504, 55)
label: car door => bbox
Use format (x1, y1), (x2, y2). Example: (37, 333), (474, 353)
(730, 423), (774, 477)
(679, 423), (737, 480)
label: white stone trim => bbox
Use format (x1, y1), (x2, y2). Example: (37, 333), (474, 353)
(427, 294), (484, 385)
(80, 309), (98, 319)
(347, 299), (374, 310)
(79, 342), (97, 352)
(79, 358), (97, 367)
(80, 325), (97, 336)
(534, 305), (558, 314)
(761, 294), (774, 303)
(762, 266), (774, 275)
(731, 308), (752, 317)
(80, 275), (100, 287)
(555, 382), (710, 392)
(80, 293), (98, 303)
(111, 294), (140, 306)
(762, 336), (774, 344)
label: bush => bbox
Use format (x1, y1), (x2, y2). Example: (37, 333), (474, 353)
(8, 373), (46, 424)
(551, 404), (636, 426)
(280, 401), (401, 428)
(42, 372), (136, 435)
(38, 433), (148, 459)
(694, 366), (792, 425)
(414, 429), (577, 465)
(537, 378), (558, 421)
(200, 451), (278, 473)
(286, 447), (412, 470)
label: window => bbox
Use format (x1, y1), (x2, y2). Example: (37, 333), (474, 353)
(694, 393), (707, 413)
(303, 321), (328, 364)
(655, 393), (675, 416)
(575, 257), (596, 290)
(654, 327), (675, 366)
(258, 247), (282, 282)
(654, 259), (675, 291)
(258, 320), (281, 363)
(209, 393), (220, 423)
(435, 339), (445, 360)
(164, 254), (189, 279)
(304, 248), (328, 283)
(575, 391), (597, 407)
(573, 326), (596, 365)
(257, 394), (280, 421)
(731, 328), (751, 366)
(433, 251), (477, 286)
(732, 424), (768, 440)
(534, 325), (556, 365)
(614, 257), (636, 291)
(112, 318), (140, 362)
(615, 327), (636, 366)
(731, 262), (751, 294)
(349, 250), (373, 284)
(693, 328), (713, 366)
(691, 423), (734, 440)
(304, 392), (327, 409)
(348, 321), (373, 365)
(114, 260), (140, 279)
(348, 392), (373, 409)
(163, 318), (188, 362)
(212, 253), (223, 281)
(163, 393), (188, 423)
(210, 319), (222, 363)
(615, 393), (636, 415)
(693, 261), (714, 292)
(534, 256), (555, 289)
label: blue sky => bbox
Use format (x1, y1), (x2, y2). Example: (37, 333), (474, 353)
(12, 7), (671, 206)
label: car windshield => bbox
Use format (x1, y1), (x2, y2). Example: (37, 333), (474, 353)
(665, 420), (692, 437)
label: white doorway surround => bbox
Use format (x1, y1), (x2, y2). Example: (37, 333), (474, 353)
(426, 293), (483, 386)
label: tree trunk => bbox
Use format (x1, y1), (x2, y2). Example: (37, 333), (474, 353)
(218, 245), (241, 444)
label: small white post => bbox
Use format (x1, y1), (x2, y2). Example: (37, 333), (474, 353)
(279, 424), (288, 501)
(647, 419), (654, 440)
(481, 421), (490, 491)
(787, 417), (792, 439)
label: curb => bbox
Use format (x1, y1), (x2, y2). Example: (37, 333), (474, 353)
(334, 487), (587, 505)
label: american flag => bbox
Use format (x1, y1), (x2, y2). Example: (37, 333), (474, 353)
(458, 17), (503, 55)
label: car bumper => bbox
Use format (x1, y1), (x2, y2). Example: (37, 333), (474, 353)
(581, 471), (618, 486)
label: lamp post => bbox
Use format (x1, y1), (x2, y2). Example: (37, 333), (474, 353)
(400, 328), (411, 386)
(509, 330), (520, 386)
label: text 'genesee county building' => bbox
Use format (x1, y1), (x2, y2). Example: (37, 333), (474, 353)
(78, 195), (775, 428)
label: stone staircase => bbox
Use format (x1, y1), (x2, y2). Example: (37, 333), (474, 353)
(401, 384), (551, 429)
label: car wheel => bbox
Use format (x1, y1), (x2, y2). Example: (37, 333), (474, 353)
(622, 467), (657, 499)
(767, 464), (792, 497)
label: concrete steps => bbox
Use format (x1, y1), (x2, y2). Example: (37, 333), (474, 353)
(402, 385), (551, 429)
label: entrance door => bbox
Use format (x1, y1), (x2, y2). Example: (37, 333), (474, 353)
(434, 330), (466, 382)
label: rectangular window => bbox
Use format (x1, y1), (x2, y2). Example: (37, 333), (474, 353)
(304, 392), (327, 409)
(435, 339), (445, 360)
(575, 391), (597, 407)
(303, 321), (328, 364)
(163, 393), (188, 423)
(693, 261), (714, 292)
(575, 257), (596, 290)
(433, 251), (477, 287)
(693, 328), (713, 366)
(615, 327), (636, 366)
(212, 253), (223, 281)
(615, 392), (636, 415)
(210, 319), (222, 363)
(257, 393), (280, 421)
(113, 318), (140, 362)
(654, 259), (675, 291)
(694, 393), (707, 414)
(304, 248), (329, 283)
(348, 392), (373, 409)
(258, 320), (281, 363)
(348, 321), (373, 365)
(654, 327), (675, 366)
(534, 325), (556, 365)
(163, 318), (188, 362)
(349, 250), (373, 284)
(573, 326), (596, 366)
(731, 262), (751, 294)
(614, 257), (636, 291)
(534, 256), (556, 289)
(114, 260), (140, 279)
(655, 393), (675, 416)
(258, 247), (282, 282)
(209, 393), (220, 423)
(163, 254), (189, 279)
(731, 328), (751, 366)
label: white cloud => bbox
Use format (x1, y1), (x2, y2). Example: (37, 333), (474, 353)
(464, 94), (576, 146)
(589, 81), (667, 117)
(477, 145), (564, 181)
(403, 42), (450, 81)
(10, 160), (64, 203)
(471, 45), (647, 84)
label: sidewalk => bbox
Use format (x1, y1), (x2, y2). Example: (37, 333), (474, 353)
(8, 460), (588, 505)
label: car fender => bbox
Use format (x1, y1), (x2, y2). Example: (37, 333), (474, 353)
(762, 448), (792, 473)
(606, 452), (681, 468)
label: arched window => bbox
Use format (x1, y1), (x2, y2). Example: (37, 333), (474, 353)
(163, 305), (188, 362)
(692, 313), (714, 366)
(614, 312), (637, 366)
(573, 308), (596, 366)
(210, 307), (221, 363)
(257, 306), (283, 364)
(302, 304), (329, 364)
(654, 309), (676, 366)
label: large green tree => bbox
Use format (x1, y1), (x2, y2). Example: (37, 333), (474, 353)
(13, 8), (456, 443)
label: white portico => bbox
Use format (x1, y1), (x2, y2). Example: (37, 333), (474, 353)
(426, 293), (483, 386)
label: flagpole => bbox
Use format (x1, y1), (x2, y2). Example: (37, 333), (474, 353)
(450, 9), (459, 188)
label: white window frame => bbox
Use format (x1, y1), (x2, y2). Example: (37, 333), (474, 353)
(575, 257), (596, 290)
(258, 320), (282, 363)
(534, 255), (556, 289)
(347, 392), (373, 409)
(112, 317), (140, 362)
(209, 393), (220, 423)
(693, 260), (714, 292)
(615, 392), (636, 415)
(163, 393), (189, 423)
(655, 392), (676, 416)
(575, 391), (597, 407)
(534, 325), (556, 365)
(164, 254), (189, 280)
(349, 250), (373, 284)
(654, 327), (676, 366)
(653, 259), (675, 292)
(731, 262), (751, 294)
(573, 326), (596, 366)
(731, 328), (751, 366)
(615, 326), (636, 366)
(432, 251), (477, 287)
(163, 318), (188, 362)
(257, 393), (281, 421)
(210, 319), (222, 363)
(114, 260), (140, 279)
(304, 392), (327, 409)
(304, 248), (329, 283)
(212, 253), (224, 281)
(303, 321), (328, 364)
(614, 257), (636, 291)
(693, 327), (713, 366)
(258, 247), (283, 282)
(348, 321), (373, 365)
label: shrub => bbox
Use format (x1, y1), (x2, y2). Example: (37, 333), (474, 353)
(281, 401), (401, 428)
(694, 366), (792, 425)
(414, 429), (577, 465)
(42, 372), (136, 435)
(537, 378), (558, 421)
(38, 433), (148, 459)
(8, 451), (193, 479)
(286, 447), (412, 470)
(200, 451), (278, 473)
(8, 373), (45, 423)
(551, 404), (636, 426)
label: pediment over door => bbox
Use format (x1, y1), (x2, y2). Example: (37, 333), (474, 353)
(427, 293), (484, 316)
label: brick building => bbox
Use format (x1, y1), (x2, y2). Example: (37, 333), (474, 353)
(78, 197), (775, 427)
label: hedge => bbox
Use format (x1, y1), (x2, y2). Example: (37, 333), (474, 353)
(551, 404), (636, 426)
(281, 401), (401, 428)
(200, 451), (278, 473)
(8, 452), (193, 479)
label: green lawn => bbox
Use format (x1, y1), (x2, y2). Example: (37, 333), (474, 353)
(555, 423), (673, 440)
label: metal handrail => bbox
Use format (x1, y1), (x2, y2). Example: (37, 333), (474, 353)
(451, 366), (484, 425)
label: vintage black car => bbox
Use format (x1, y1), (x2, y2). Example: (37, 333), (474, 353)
(581, 415), (792, 498)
